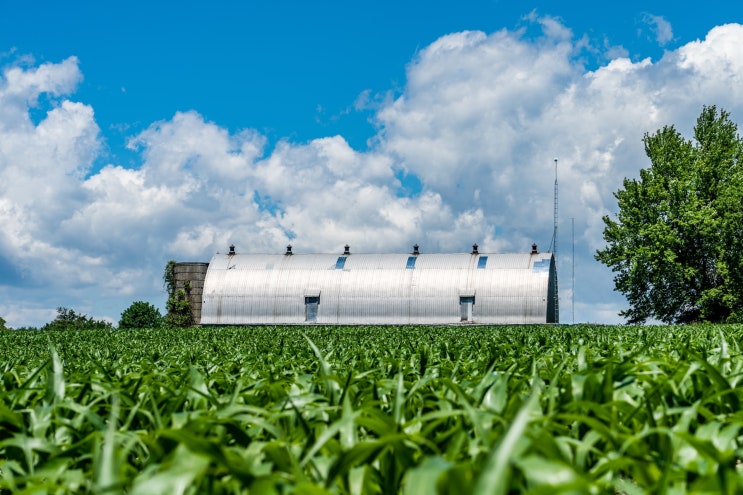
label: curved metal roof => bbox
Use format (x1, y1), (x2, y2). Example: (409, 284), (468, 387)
(200, 251), (557, 325)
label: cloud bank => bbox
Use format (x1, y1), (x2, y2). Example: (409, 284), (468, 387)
(3, 18), (743, 326)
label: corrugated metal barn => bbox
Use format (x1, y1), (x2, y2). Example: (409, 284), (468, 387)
(197, 244), (558, 325)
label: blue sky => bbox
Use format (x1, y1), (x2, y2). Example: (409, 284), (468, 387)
(5, 1), (726, 155)
(2, 1), (743, 327)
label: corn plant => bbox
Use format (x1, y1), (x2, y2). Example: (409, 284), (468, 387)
(2, 325), (743, 493)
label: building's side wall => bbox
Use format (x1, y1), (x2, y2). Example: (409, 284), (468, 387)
(201, 253), (555, 325)
(173, 262), (209, 324)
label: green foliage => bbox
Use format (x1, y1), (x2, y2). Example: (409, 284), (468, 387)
(163, 259), (177, 295)
(40, 307), (113, 331)
(119, 301), (163, 329)
(596, 106), (743, 323)
(0, 315), (8, 331)
(3, 324), (743, 493)
(164, 289), (193, 327)
(163, 260), (192, 327)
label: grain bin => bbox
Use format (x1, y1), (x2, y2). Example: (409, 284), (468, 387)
(173, 262), (209, 325)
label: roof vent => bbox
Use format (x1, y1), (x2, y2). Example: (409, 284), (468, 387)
(228, 244), (236, 255)
(343, 244), (350, 255)
(285, 244), (293, 256)
(471, 243), (479, 255)
(412, 244), (420, 256)
(531, 243), (538, 254)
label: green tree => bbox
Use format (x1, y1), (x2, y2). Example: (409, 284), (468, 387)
(0, 316), (8, 331)
(42, 307), (114, 331)
(163, 260), (193, 327)
(119, 301), (163, 329)
(596, 106), (743, 324)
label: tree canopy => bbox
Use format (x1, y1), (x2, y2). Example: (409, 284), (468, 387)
(119, 301), (163, 329)
(41, 307), (114, 331)
(596, 106), (743, 324)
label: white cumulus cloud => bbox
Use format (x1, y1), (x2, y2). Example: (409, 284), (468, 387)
(642, 13), (674, 46)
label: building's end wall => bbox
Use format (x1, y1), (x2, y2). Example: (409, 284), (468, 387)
(546, 255), (558, 324)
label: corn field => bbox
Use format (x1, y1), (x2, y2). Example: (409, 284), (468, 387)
(2, 325), (743, 494)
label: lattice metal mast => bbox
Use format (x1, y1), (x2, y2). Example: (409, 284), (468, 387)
(552, 158), (559, 323)
(553, 158), (558, 266)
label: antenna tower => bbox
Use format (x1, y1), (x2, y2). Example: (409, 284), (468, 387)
(571, 217), (575, 324)
(552, 159), (558, 262)
(551, 158), (559, 323)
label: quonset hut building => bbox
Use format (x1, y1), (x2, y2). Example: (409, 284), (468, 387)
(175, 243), (558, 325)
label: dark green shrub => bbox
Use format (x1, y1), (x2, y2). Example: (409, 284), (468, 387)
(119, 301), (163, 329)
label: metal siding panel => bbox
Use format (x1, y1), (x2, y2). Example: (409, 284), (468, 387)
(413, 267), (465, 322)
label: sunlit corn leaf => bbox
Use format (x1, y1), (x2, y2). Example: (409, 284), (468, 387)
(402, 456), (452, 495)
(44, 345), (65, 405)
(94, 396), (123, 494)
(513, 455), (588, 492)
(130, 444), (210, 495)
(158, 427), (256, 484)
(186, 366), (213, 410)
(691, 352), (739, 411)
(304, 333), (340, 403)
(340, 394), (357, 450)
(326, 433), (408, 486)
(0, 402), (23, 431)
(472, 385), (540, 495)
(0, 434), (59, 475)
(300, 411), (359, 467)
(478, 371), (509, 414)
